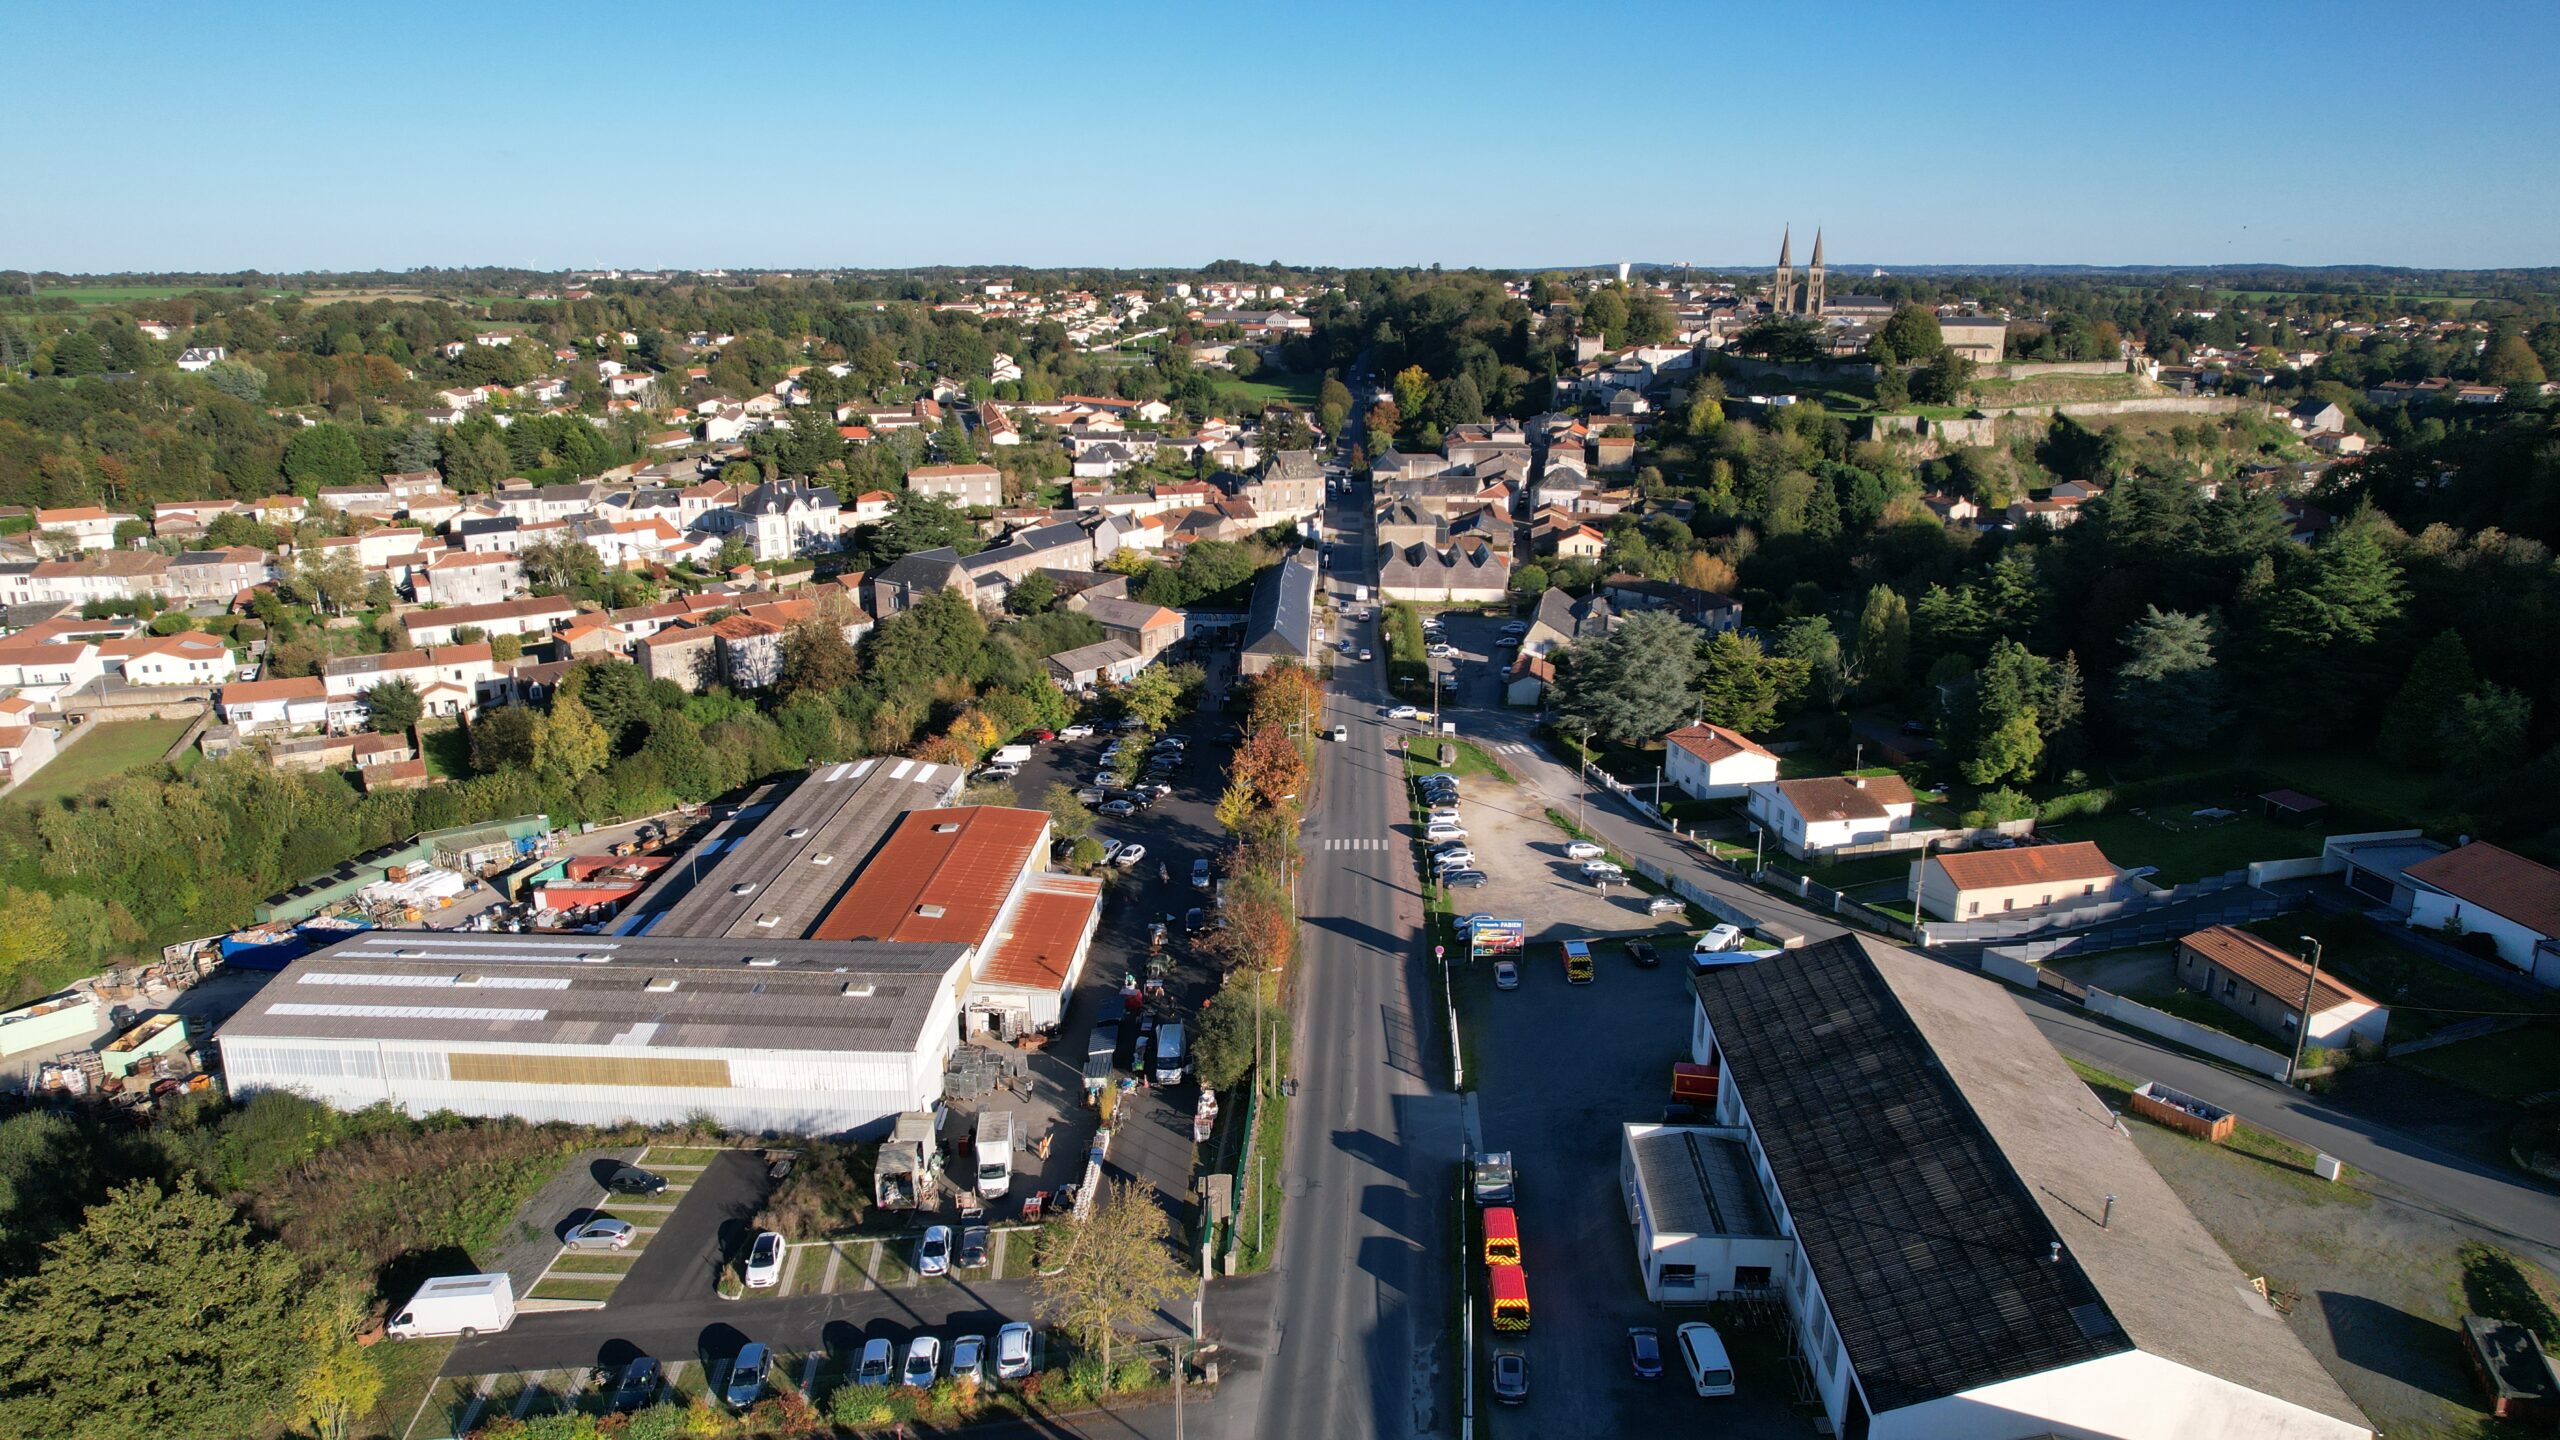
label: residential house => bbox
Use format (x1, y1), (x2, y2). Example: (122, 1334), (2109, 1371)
(2287, 400), (2348, 436)
(0, 721), (61, 789)
(0, 553), (170, 609)
(867, 548), (972, 618)
(401, 595), (578, 647)
(1375, 543), (1511, 603)
(2175, 925), (2389, 1050)
(1505, 650), (1557, 706)
(1070, 595), (1184, 662)
(164, 546), (273, 604)
(2403, 842), (2560, 986)
(414, 550), (523, 606)
(638, 624), (722, 692)
(848, 490), (894, 527)
(218, 675), (329, 735)
(1238, 552), (1319, 678)
(1746, 775), (1916, 858)
(1047, 640), (1146, 692)
(1916, 841), (2122, 922)
(153, 499), (246, 538)
(0, 641), (105, 702)
(1239, 450), (1324, 523)
(99, 631), (237, 687)
(712, 614), (786, 690)
(1520, 587), (1613, 659)
(1937, 315), (2010, 365)
(33, 506), (138, 553)
(315, 485), (402, 520)
(1664, 723), (1779, 800)
(176, 346), (225, 371)
(1539, 519), (1607, 559)
(1600, 577), (1744, 632)
(905, 464), (1004, 510)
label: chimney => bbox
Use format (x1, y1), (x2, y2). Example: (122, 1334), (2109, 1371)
(2048, 1241), (2062, 1263)
(1852, 776), (1868, 790)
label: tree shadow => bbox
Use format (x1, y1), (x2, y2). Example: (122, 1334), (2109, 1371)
(2314, 1290), (2474, 1402)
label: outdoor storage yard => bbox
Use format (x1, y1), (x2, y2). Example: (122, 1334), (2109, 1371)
(1404, 744), (1700, 946)
(2071, 1059), (2560, 1440)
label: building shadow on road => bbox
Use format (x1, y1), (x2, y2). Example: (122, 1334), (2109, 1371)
(2314, 1290), (2475, 1403)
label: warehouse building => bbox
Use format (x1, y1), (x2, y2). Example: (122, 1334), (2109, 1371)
(1675, 934), (2370, 1440)
(215, 929), (972, 1137)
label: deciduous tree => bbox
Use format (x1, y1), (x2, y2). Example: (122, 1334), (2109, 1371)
(1032, 1180), (1191, 1373)
(362, 679), (422, 735)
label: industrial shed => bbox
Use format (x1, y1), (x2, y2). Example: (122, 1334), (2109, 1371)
(215, 929), (973, 1139)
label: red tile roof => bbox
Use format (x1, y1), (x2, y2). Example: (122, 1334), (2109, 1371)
(1666, 722), (1774, 767)
(2406, 842), (2560, 938)
(1771, 774), (1914, 822)
(979, 873), (1103, 991)
(1931, 841), (2118, 892)
(222, 675), (326, 704)
(2178, 925), (2374, 1014)
(813, 807), (1049, 945)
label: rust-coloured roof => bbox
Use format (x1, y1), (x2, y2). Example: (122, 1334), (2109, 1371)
(979, 873), (1103, 992)
(1772, 774), (1914, 823)
(1667, 722), (1775, 767)
(221, 675), (326, 704)
(1931, 841), (2117, 892)
(2178, 925), (2374, 1015)
(812, 807), (1049, 946)
(2407, 842), (2560, 938)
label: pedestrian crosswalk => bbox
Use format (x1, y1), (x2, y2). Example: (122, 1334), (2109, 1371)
(1320, 837), (1393, 851)
(1493, 743), (1529, 755)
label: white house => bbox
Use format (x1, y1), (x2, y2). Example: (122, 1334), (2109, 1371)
(32, 506), (138, 552)
(1663, 722), (1779, 800)
(219, 675), (330, 735)
(2404, 842), (2560, 988)
(1745, 775), (1914, 858)
(0, 642), (106, 703)
(1916, 841), (2124, 922)
(176, 346), (226, 371)
(99, 631), (238, 687)
(2174, 925), (2391, 1050)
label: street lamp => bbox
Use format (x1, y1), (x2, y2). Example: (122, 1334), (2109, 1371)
(2289, 935), (2325, 1085)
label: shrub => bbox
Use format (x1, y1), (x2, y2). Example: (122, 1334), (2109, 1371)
(2038, 787), (2112, 821)
(829, 1385), (896, 1429)
(1973, 786), (2036, 824)
(1111, 1356), (1156, 1394)
(616, 1403), (689, 1440)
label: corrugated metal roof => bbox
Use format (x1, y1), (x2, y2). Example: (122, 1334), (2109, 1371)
(813, 807), (1048, 945)
(979, 874), (1103, 992)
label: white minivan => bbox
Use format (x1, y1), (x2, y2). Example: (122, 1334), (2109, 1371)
(1675, 1321), (1736, 1397)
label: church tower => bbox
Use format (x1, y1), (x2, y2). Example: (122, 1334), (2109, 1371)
(1806, 228), (1826, 317)
(1773, 227), (1795, 316)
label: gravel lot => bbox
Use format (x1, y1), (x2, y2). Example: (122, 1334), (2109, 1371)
(1419, 762), (1699, 951)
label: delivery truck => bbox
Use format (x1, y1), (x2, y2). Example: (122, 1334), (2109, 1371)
(387, 1273), (516, 1340)
(975, 1110), (1016, 1198)
(990, 743), (1034, 766)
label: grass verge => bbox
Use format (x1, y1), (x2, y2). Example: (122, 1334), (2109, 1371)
(526, 1276), (622, 1302)
(1235, 1083), (1289, 1273)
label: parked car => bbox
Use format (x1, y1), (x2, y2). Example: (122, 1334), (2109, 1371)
(604, 1166), (666, 1196)
(1628, 1326), (1664, 1380)
(1431, 850), (1477, 871)
(902, 1336), (942, 1388)
(724, 1344), (769, 1410)
(564, 1218), (634, 1250)
(855, 1338), (894, 1386)
(1059, 724), (1094, 740)
(1492, 1350), (1529, 1405)
(1429, 643), (1459, 659)
(1627, 939), (1659, 968)
(1647, 895), (1686, 915)
(1579, 860), (1625, 878)
(1111, 843), (1148, 869)
(765, 1150), (798, 1181)
(1445, 870), (1490, 888)
(1492, 959), (1520, 990)
(744, 1230), (784, 1288)
(1191, 858), (1212, 889)
(975, 763), (1019, 780)
(1359, 648), (1374, 661)
(949, 1333), (987, 1387)
(1099, 799), (1137, 818)
(1695, 923), (1742, 954)
(608, 1356), (662, 1411)
(1564, 840), (1606, 860)
(959, 1226), (990, 1270)
(994, 1322), (1035, 1379)
(918, 1224), (952, 1277)
(1031, 728), (1056, 742)
(1155, 735), (1189, 750)
(1332, 725), (1349, 742)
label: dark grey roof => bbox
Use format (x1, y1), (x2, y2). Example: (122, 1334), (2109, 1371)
(1376, 543), (1510, 586)
(1531, 586), (1611, 642)
(1243, 551), (1317, 657)
(612, 758), (964, 941)
(1691, 937), (2128, 1412)
(1267, 449), (1321, 481)
(741, 480), (839, 515)
(1047, 638), (1141, 677)
(874, 547), (965, 587)
(457, 516), (522, 536)
(217, 927), (970, 1056)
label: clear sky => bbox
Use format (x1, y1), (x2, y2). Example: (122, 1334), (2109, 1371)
(8, 0), (2557, 274)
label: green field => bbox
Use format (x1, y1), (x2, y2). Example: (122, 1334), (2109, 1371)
(1213, 371), (1324, 411)
(7, 718), (191, 805)
(36, 285), (222, 306)
(2035, 805), (2320, 886)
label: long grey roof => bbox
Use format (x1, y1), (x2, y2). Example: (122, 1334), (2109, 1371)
(217, 928), (969, 1056)
(1243, 551), (1317, 657)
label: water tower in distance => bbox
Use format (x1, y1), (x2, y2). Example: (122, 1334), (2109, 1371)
(1617, 260), (1631, 284)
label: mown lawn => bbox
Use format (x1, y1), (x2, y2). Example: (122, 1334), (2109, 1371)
(1212, 371), (1324, 410)
(1403, 739), (1513, 786)
(2036, 805), (2319, 885)
(2398, 1024), (2560, 1102)
(7, 717), (191, 805)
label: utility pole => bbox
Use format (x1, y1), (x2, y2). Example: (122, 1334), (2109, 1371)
(2289, 935), (2325, 1085)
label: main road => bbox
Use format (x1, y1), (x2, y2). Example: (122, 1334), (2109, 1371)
(1224, 442), (1461, 1440)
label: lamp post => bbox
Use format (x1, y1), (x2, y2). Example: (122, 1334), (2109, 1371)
(2289, 935), (2325, 1085)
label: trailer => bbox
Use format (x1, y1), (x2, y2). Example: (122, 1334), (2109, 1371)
(387, 1273), (516, 1340)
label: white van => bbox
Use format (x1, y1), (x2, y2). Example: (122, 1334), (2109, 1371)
(1152, 1022), (1187, 1085)
(1675, 1321), (1736, 1397)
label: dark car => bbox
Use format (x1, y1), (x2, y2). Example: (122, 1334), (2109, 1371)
(959, 1225), (991, 1269)
(1900, 718), (1932, 736)
(1627, 939), (1659, 968)
(609, 1356), (663, 1411)
(604, 1165), (667, 1196)
(1660, 1102), (1703, 1125)
(1185, 907), (1207, 935)
(1492, 1350), (1529, 1405)
(765, 1150), (798, 1182)
(1444, 869), (1490, 888)
(1628, 1326), (1663, 1380)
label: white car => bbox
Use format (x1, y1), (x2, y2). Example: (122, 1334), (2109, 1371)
(1425, 828), (1468, 845)
(1385, 705), (1419, 720)
(1564, 840), (1607, 860)
(1429, 644), (1459, 659)
(1426, 807), (1463, 823)
(994, 1322), (1035, 1380)
(1111, 843), (1148, 869)
(743, 1230), (784, 1288)
(1432, 850), (1477, 872)
(918, 1224), (952, 1277)
(1579, 860), (1625, 878)
(1058, 724), (1094, 740)
(564, 1218), (634, 1251)
(1332, 725), (1349, 742)
(949, 1333), (987, 1387)
(1693, 924), (1744, 960)
(855, 1338), (894, 1387)
(901, 1336), (942, 1389)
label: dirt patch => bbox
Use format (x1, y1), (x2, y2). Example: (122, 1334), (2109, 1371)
(2124, 1108), (2551, 1439)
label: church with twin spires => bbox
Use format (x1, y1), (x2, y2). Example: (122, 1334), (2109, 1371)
(1770, 226), (1826, 317)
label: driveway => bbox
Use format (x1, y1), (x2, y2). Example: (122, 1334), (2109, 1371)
(613, 1150), (771, 1308)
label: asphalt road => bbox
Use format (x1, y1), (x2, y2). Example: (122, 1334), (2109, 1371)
(1236, 465), (1462, 1440)
(614, 1149), (768, 1308)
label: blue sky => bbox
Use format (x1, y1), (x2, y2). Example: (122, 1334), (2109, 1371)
(7, 0), (2556, 273)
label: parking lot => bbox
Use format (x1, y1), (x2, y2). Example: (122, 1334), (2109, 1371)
(1411, 753), (1700, 948)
